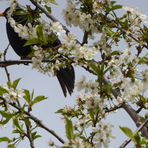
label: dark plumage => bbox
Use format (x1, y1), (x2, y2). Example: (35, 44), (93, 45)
(0, 7), (75, 97)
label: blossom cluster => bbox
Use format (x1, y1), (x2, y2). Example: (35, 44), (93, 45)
(59, 33), (98, 62)
(63, 137), (92, 148)
(107, 47), (148, 103)
(2, 85), (24, 103)
(92, 122), (113, 148)
(32, 45), (67, 75)
(6, 0), (99, 75)
(63, 1), (104, 34)
(123, 6), (147, 25)
(6, 2), (37, 40)
(75, 76), (106, 116)
(57, 76), (114, 147)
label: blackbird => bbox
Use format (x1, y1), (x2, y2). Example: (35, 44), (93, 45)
(0, 7), (75, 97)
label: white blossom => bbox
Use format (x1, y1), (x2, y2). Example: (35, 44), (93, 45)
(3, 87), (24, 102)
(123, 6), (147, 25)
(93, 122), (113, 148)
(50, 22), (66, 37)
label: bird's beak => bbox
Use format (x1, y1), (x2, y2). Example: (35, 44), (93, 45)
(0, 12), (4, 17)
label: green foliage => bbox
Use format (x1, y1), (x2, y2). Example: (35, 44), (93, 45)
(120, 126), (148, 147)
(31, 95), (47, 106)
(0, 137), (12, 143)
(65, 118), (74, 140)
(24, 89), (47, 108)
(120, 127), (135, 142)
(0, 0), (148, 147)
(0, 79), (46, 146)
(0, 111), (15, 125)
(48, 0), (57, 5)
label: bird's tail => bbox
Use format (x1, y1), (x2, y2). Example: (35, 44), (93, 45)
(56, 66), (75, 97)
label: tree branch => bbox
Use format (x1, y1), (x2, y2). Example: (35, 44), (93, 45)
(105, 103), (123, 113)
(3, 44), (11, 82)
(29, 0), (83, 45)
(120, 117), (148, 148)
(6, 101), (65, 144)
(30, 0), (69, 34)
(26, 123), (35, 148)
(0, 59), (55, 67)
(25, 107), (35, 148)
(103, 79), (148, 138)
(82, 31), (88, 45)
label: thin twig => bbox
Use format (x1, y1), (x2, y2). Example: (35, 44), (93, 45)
(2, 0), (147, 140)
(0, 59), (57, 67)
(82, 31), (88, 45)
(105, 103), (123, 113)
(103, 78), (148, 138)
(26, 125), (35, 148)
(120, 117), (148, 148)
(7, 101), (65, 144)
(3, 44), (11, 82)
(25, 107), (35, 148)
(30, 0), (69, 34)
(30, 0), (82, 45)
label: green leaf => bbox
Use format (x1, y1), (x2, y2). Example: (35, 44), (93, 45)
(24, 38), (39, 46)
(48, 0), (57, 5)
(0, 111), (15, 125)
(24, 117), (31, 127)
(13, 118), (24, 132)
(7, 81), (12, 89)
(12, 78), (21, 90)
(8, 144), (15, 148)
(88, 62), (98, 75)
(89, 110), (95, 121)
(134, 132), (141, 145)
(36, 24), (44, 39)
(65, 118), (74, 140)
(111, 51), (121, 56)
(32, 132), (42, 140)
(0, 137), (12, 143)
(0, 118), (10, 125)
(55, 109), (63, 114)
(31, 96), (47, 106)
(120, 127), (135, 142)
(24, 89), (31, 104)
(0, 86), (8, 95)
(112, 5), (122, 11)
(45, 6), (51, 13)
(12, 129), (22, 134)
(0, 111), (14, 119)
(36, 24), (48, 45)
(138, 57), (148, 65)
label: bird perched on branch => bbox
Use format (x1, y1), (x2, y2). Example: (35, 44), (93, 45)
(0, 6), (75, 97)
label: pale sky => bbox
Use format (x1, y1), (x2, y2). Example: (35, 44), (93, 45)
(0, 0), (147, 148)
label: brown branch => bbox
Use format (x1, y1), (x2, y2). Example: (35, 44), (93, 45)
(4, 100), (65, 144)
(25, 107), (35, 148)
(82, 31), (88, 45)
(105, 103), (123, 113)
(26, 124), (35, 148)
(3, 44), (11, 82)
(120, 117), (148, 148)
(30, 0), (69, 34)
(0, 59), (55, 67)
(2, 0), (147, 140)
(29, 0), (82, 45)
(103, 79), (148, 138)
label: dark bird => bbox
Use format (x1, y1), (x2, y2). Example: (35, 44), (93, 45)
(0, 6), (75, 97)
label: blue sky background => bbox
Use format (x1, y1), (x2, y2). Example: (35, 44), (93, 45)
(0, 0), (148, 147)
